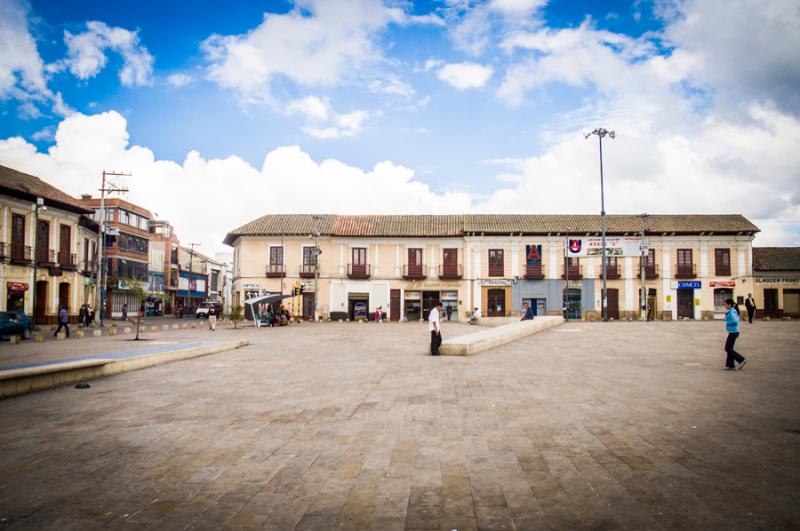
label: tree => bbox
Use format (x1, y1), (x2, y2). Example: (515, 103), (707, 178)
(230, 304), (243, 329)
(127, 277), (148, 340)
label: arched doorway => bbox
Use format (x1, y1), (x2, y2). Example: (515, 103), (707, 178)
(35, 281), (48, 324)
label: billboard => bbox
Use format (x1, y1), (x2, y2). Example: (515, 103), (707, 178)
(566, 237), (643, 257)
(525, 244), (542, 267)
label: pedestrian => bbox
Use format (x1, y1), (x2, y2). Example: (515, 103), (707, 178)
(208, 303), (217, 331)
(429, 301), (442, 355)
(520, 302), (534, 321)
(446, 305), (452, 321)
(54, 305), (70, 337)
(723, 298), (747, 370)
(122, 303), (128, 321)
(469, 307), (481, 325)
(78, 304), (87, 328)
(139, 301), (145, 318)
(744, 293), (756, 324)
(374, 306), (381, 322)
(86, 305), (94, 327)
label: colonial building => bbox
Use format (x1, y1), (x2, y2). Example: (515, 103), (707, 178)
(79, 196), (153, 318)
(224, 214), (760, 321)
(752, 247), (800, 318)
(1, 164), (99, 324)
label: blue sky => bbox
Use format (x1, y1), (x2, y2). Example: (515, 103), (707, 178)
(1, 0), (798, 253)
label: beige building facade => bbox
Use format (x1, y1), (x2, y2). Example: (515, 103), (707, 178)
(751, 247), (800, 318)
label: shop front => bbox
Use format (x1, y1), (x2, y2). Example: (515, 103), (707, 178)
(711, 281), (735, 318)
(480, 280), (512, 317)
(675, 280), (700, 319)
(6, 282), (27, 313)
(177, 271), (208, 313)
(404, 288), (459, 321)
(514, 279), (562, 317)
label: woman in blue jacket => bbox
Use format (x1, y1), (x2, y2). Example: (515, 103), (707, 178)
(724, 298), (747, 370)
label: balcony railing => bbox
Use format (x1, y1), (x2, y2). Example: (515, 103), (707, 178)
(561, 265), (583, 279)
(0, 242), (6, 262)
(403, 264), (426, 280)
(438, 264), (463, 280)
(603, 264), (621, 279)
(524, 264), (545, 280)
(348, 263), (371, 279)
(37, 248), (56, 265)
(81, 260), (97, 277)
(637, 264), (659, 279)
(266, 264), (286, 278)
(715, 265), (731, 276)
(300, 264), (316, 278)
(10, 245), (32, 265)
(60, 252), (78, 271)
(675, 263), (697, 278)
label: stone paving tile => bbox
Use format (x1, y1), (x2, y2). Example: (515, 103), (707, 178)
(0, 320), (799, 530)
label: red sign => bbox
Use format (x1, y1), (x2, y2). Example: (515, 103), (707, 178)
(710, 281), (736, 287)
(7, 282), (29, 292)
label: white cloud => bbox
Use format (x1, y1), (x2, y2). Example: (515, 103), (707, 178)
(0, 110), (471, 255)
(437, 62), (493, 90)
(202, 0), (397, 101)
(369, 77), (415, 99)
(0, 0), (49, 100)
(285, 96), (376, 139)
(489, 0), (547, 15)
(165, 73), (194, 88)
(52, 92), (75, 117)
(63, 21), (153, 87)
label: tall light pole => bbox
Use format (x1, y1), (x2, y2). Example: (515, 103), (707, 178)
(185, 242), (200, 311)
(312, 215), (322, 322)
(639, 213), (649, 321)
(585, 128), (615, 322)
(96, 170), (130, 326)
(31, 197), (45, 324)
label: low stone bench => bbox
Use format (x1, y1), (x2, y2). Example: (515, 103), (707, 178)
(440, 316), (564, 356)
(0, 358), (114, 398)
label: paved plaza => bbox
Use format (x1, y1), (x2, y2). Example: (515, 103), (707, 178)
(0, 320), (799, 530)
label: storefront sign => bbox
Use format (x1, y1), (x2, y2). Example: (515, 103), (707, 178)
(677, 281), (701, 289)
(404, 291), (421, 300)
(567, 236), (643, 257)
(561, 280), (582, 289)
(480, 279), (513, 286)
(441, 291), (458, 301)
(755, 277), (800, 284)
(354, 301), (367, 317)
(6, 282), (29, 292)
(710, 281), (736, 287)
(243, 282), (260, 289)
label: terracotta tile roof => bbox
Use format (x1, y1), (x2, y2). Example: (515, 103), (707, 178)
(224, 213), (759, 245)
(0, 164), (90, 214)
(753, 247), (800, 271)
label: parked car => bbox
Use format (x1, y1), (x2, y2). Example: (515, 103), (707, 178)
(195, 302), (222, 319)
(0, 311), (34, 340)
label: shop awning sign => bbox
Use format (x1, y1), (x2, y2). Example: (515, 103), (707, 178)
(710, 281), (735, 287)
(7, 282), (28, 292)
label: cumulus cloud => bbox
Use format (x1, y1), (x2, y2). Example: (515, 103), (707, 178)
(202, 0), (398, 101)
(368, 77), (416, 99)
(285, 96), (377, 139)
(165, 72), (194, 88)
(0, 0), (49, 100)
(437, 61), (493, 90)
(0, 111), (472, 255)
(63, 21), (153, 87)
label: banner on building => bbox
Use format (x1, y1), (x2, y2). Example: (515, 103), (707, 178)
(525, 244), (542, 267)
(566, 237), (643, 257)
(6, 282), (28, 292)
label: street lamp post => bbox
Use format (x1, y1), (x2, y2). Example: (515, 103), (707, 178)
(585, 128), (615, 322)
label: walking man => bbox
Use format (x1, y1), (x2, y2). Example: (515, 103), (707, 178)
(122, 303), (128, 321)
(54, 305), (70, 337)
(429, 301), (442, 355)
(208, 304), (217, 331)
(744, 293), (757, 324)
(724, 298), (747, 370)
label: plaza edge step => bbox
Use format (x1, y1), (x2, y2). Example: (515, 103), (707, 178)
(0, 340), (249, 399)
(440, 316), (564, 356)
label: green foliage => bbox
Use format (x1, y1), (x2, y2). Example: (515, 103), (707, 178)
(230, 304), (243, 329)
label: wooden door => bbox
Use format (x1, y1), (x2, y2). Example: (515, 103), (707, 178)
(443, 249), (457, 276)
(352, 247), (366, 275)
(677, 289), (694, 319)
(487, 289), (505, 317)
(390, 289), (400, 321)
(36, 220), (49, 262)
(35, 281), (47, 324)
(59, 225), (71, 264)
(11, 214), (25, 258)
(408, 248), (422, 276)
(302, 292), (315, 320)
(58, 282), (70, 314)
(764, 289), (779, 317)
(606, 288), (619, 319)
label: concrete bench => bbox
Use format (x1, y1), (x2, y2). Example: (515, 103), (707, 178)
(440, 316), (564, 356)
(0, 358), (115, 398)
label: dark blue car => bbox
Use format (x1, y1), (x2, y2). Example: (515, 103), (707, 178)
(0, 311), (34, 340)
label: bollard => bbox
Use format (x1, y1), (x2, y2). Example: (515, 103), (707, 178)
(74, 330), (85, 339)
(56, 332), (66, 340)
(150, 325), (158, 332)
(93, 329), (102, 337)
(162, 324), (169, 331)
(9, 336), (20, 345)
(109, 327), (118, 336)
(123, 326), (131, 334)
(172, 324), (179, 329)
(181, 323), (188, 328)
(34, 333), (44, 343)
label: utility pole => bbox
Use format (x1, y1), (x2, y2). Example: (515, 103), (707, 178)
(96, 170), (130, 326)
(639, 213), (649, 321)
(585, 128), (615, 322)
(564, 231), (569, 319)
(312, 215), (322, 322)
(185, 242), (200, 312)
(31, 197), (45, 324)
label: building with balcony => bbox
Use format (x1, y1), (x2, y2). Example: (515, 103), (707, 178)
(1, 164), (98, 324)
(79, 196), (153, 318)
(148, 219), (180, 314)
(225, 214), (760, 321)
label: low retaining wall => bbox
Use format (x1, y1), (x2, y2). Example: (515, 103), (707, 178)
(440, 316), (564, 356)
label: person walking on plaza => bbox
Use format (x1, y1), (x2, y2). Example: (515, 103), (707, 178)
(122, 303), (128, 322)
(724, 298), (747, 370)
(78, 304), (87, 328)
(745, 294), (757, 324)
(54, 306), (70, 337)
(429, 301), (442, 355)
(208, 303), (217, 331)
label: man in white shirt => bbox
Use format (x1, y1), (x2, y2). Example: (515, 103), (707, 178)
(429, 301), (442, 355)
